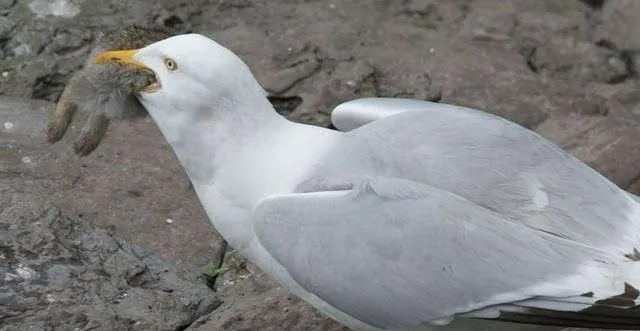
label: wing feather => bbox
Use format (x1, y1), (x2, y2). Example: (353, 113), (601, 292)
(255, 98), (640, 329)
(252, 177), (623, 329)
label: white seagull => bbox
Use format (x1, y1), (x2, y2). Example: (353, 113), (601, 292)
(94, 33), (640, 331)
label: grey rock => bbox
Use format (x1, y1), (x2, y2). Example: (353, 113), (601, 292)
(298, 60), (377, 126)
(463, 0), (592, 49)
(188, 288), (349, 331)
(460, 9), (517, 43)
(187, 249), (349, 331)
(536, 114), (640, 189)
(0, 187), (221, 331)
(262, 49), (321, 95)
(393, 0), (470, 30)
(0, 16), (12, 39)
(592, 81), (640, 118)
(434, 44), (607, 128)
(626, 50), (640, 76)
(596, 0), (640, 50)
(529, 36), (629, 84)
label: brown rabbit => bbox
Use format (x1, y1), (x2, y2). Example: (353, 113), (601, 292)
(46, 25), (174, 156)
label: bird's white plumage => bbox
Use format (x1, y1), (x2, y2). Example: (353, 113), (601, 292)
(118, 34), (640, 331)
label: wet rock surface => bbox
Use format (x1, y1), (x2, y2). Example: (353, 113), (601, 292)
(2, 0), (640, 330)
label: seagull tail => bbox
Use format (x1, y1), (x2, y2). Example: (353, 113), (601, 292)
(460, 271), (640, 328)
(458, 219), (640, 330)
(463, 295), (640, 329)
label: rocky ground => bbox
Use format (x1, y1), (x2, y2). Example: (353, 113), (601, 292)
(3, 0), (640, 330)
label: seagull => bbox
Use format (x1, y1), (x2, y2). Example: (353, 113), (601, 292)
(92, 33), (640, 331)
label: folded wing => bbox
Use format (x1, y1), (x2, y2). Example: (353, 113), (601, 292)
(252, 176), (638, 329)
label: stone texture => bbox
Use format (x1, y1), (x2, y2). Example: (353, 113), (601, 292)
(536, 114), (640, 189)
(186, 250), (349, 331)
(0, 184), (220, 331)
(529, 36), (629, 84)
(595, 0), (640, 50)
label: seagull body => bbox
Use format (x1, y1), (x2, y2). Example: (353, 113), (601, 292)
(94, 34), (640, 330)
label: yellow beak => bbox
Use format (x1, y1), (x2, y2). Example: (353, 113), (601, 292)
(93, 49), (148, 68)
(92, 49), (162, 93)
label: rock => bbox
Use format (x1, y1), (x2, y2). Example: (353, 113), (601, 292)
(529, 36), (629, 84)
(591, 80), (640, 117)
(186, 249), (349, 331)
(0, 16), (12, 39)
(434, 44), (607, 128)
(0, 186), (221, 331)
(298, 60), (377, 126)
(393, 0), (470, 30)
(262, 50), (321, 95)
(536, 114), (640, 191)
(596, 0), (640, 50)
(187, 288), (349, 331)
(463, 0), (592, 50)
(460, 9), (516, 43)
(626, 50), (640, 76)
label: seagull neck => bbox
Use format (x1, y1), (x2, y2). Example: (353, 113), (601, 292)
(144, 93), (287, 184)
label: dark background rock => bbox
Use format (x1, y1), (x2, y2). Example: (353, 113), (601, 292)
(3, 0), (640, 330)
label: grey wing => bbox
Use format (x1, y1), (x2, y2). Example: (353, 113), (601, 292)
(330, 97), (640, 205)
(319, 104), (639, 253)
(252, 176), (622, 330)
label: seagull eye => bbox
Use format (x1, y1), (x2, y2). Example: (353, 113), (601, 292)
(164, 58), (178, 71)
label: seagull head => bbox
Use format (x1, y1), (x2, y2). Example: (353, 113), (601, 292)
(92, 33), (267, 121)
(91, 33), (279, 182)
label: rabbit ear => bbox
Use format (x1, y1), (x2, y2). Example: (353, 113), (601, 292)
(46, 71), (82, 143)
